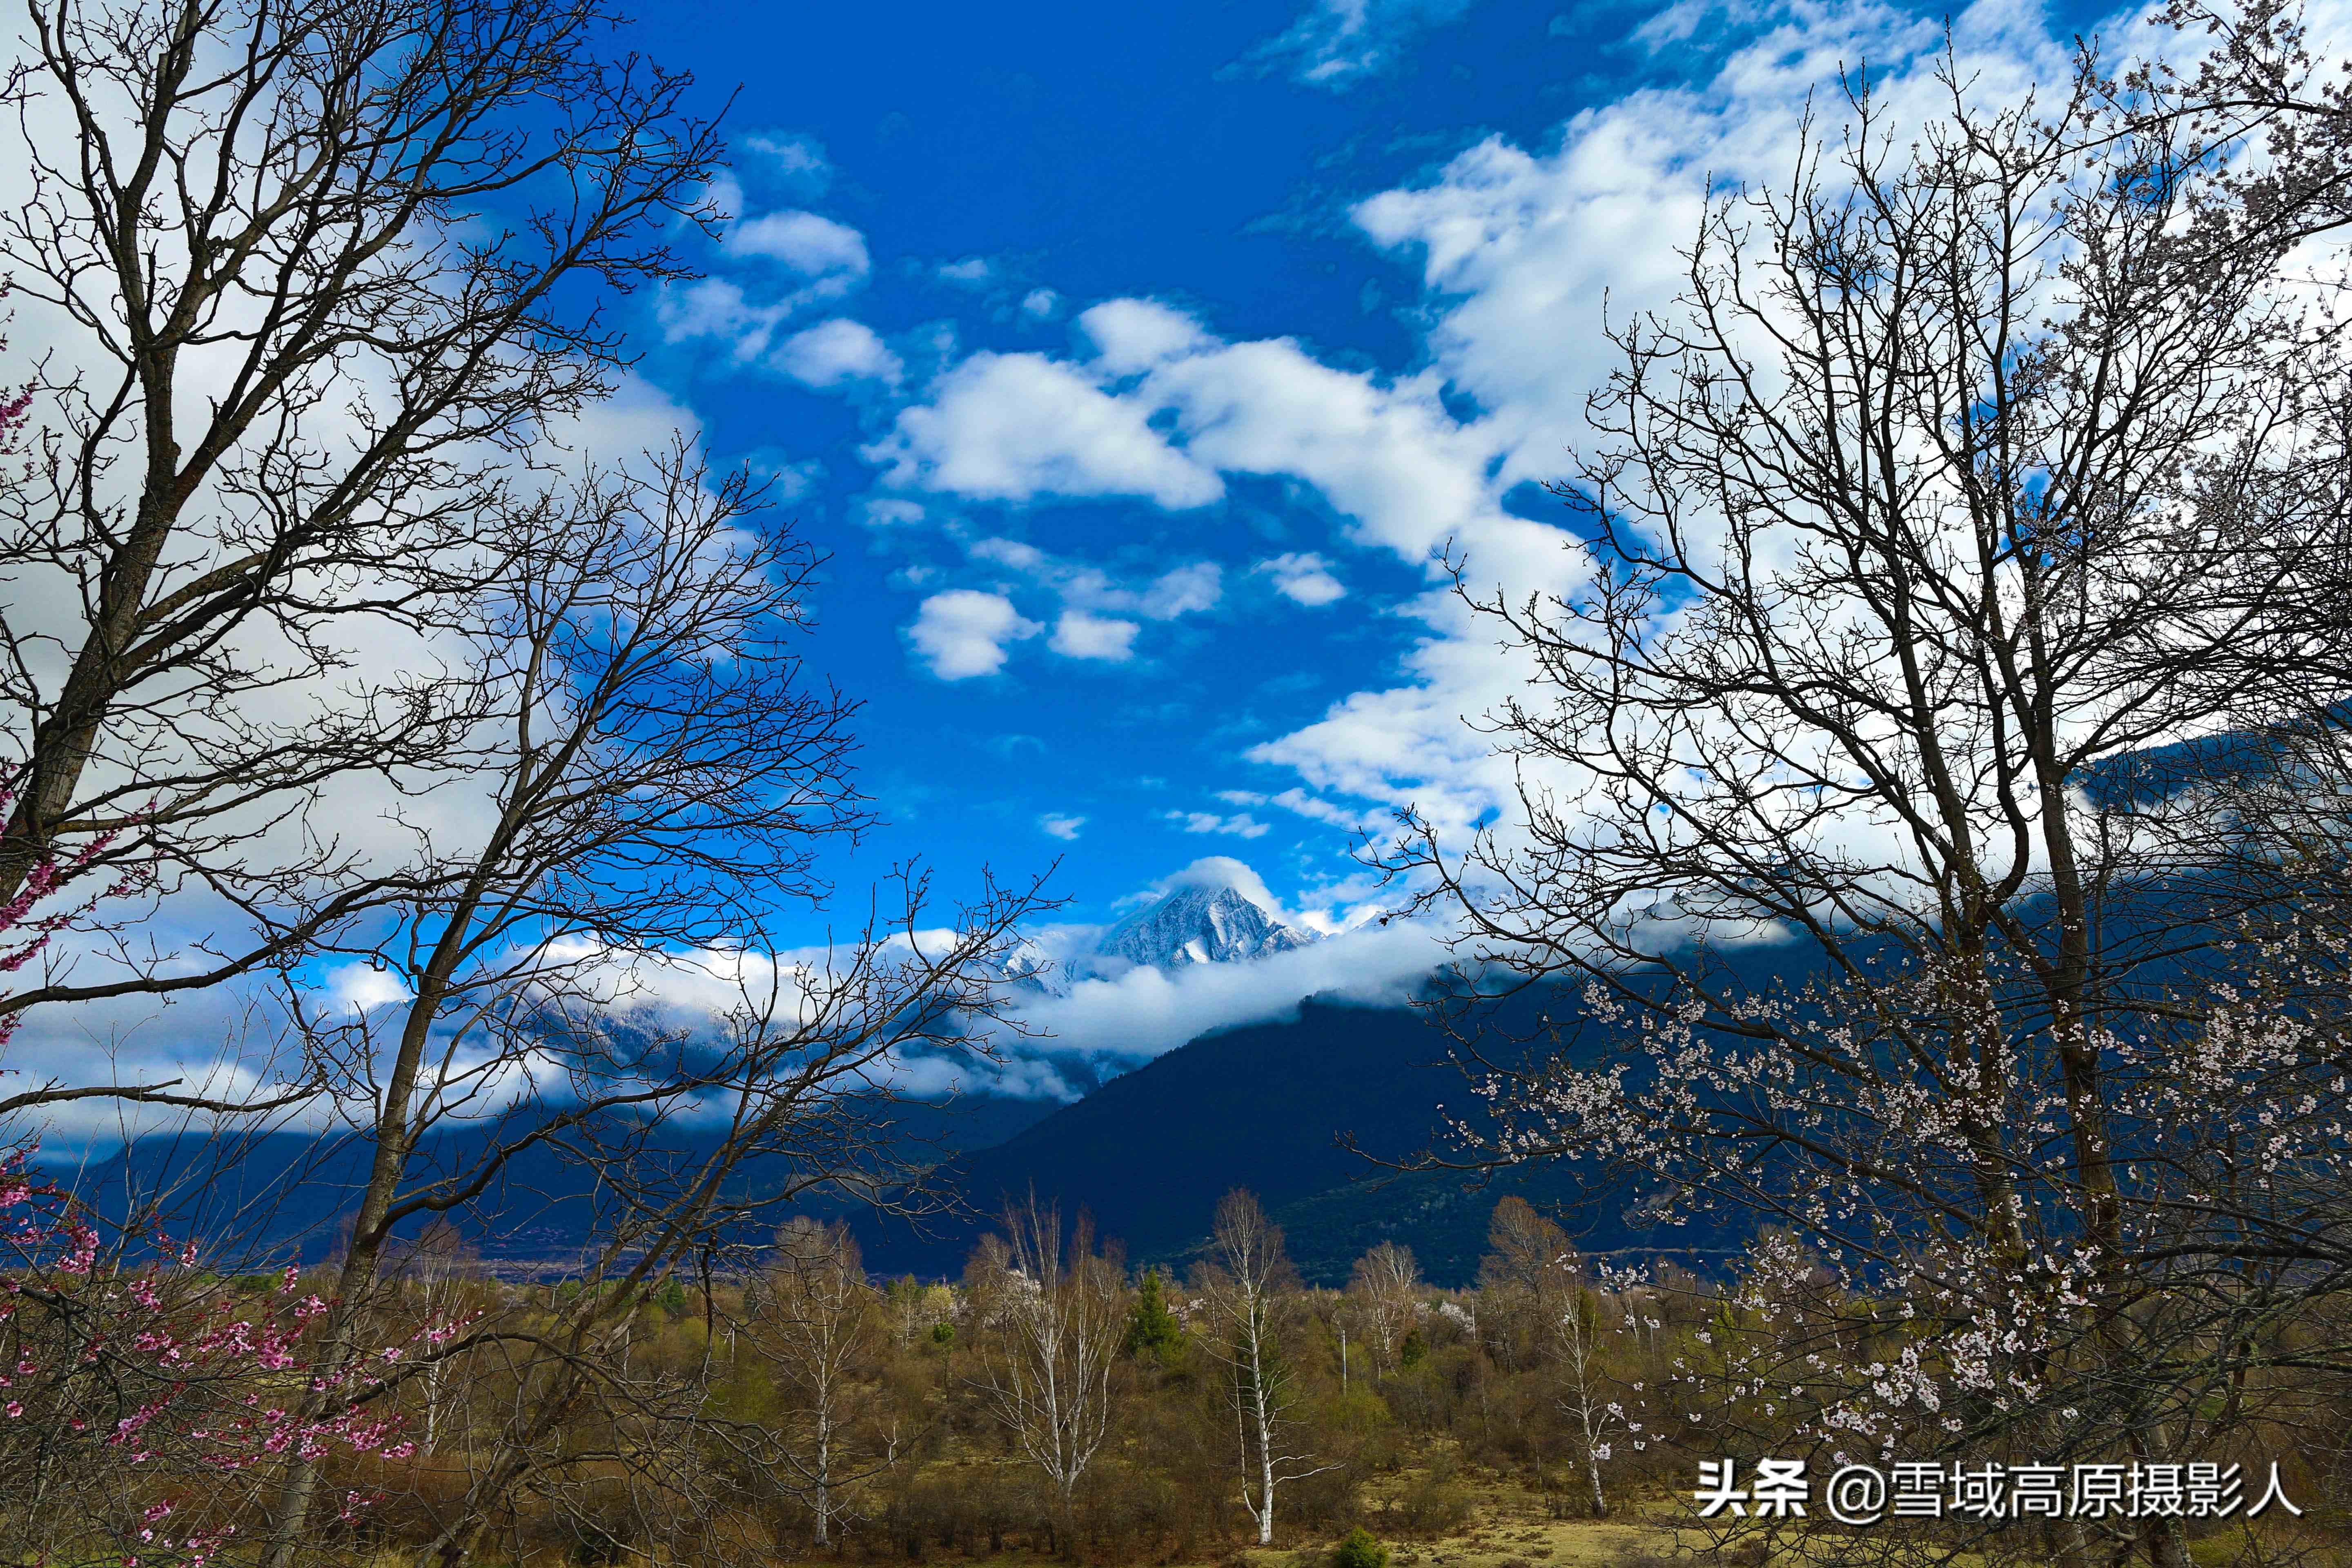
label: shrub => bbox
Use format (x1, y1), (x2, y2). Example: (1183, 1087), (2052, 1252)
(1334, 1526), (1390, 1568)
(1389, 1469), (1474, 1537)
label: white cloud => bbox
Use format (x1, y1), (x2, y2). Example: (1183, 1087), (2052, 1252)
(1227, 0), (1477, 90)
(659, 276), (868, 365)
(939, 256), (993, 284)
(908, 590), (1041, 679)
(1039, 813), (1087, 840)
(1156, 856), (1285, 910)
(326, 961), (412, 1013)
(970, 538), (1224, 626)
(1139, 561), (1223, 618)
(1246, 588), (1535, 843)
(1021, 288), (1061, 319)
(1267, 786), (1372, 829)
(997, 915), (1452, 1062)
(1166, 809), (1272, 839)
(1079, 298), (1213, 376)
(747, 452), (826, 501)
(660, 212), (874, 368)
(1049, 609), (1141, 662)
(725, 209), (871, 278)
(864, 352), (1224, 508)
(1211, 0), (2071, 847)
(1257, 552), (1346, 605)
(742, 130), (834, 194)
(775, 318), (903, 388)
(657, 277), (782, 355)
(969, 536), (1050, 574)
(860, 498), (927, 527)
(858, 296), (1560, 840)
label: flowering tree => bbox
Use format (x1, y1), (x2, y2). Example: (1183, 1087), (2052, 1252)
(1394, 36), (2352, 1568)
(0, 1145), (436, 1566)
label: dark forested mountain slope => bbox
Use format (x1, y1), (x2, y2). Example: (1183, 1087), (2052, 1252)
(855, 987), (1716, 1285)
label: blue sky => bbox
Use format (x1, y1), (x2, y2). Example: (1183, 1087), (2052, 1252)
(0, 0), (2167, 1134)
(603, 0), (2100, 985)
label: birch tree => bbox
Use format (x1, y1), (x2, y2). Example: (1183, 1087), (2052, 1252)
(969, 1198), (1125, 1552)
(753, 1219), (895, 1546)
(1195, 1189), (1334, 1546)
(1347, 1241), (1419, 1374)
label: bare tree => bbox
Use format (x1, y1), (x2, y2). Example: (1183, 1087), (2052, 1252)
(1394, 45), (2352, 1568)
(238, 451), (1042, 1567)
(395, 1217), (480, 1456)
(0, 0), (720, 1089)
(1477, 1196), (1572, 1372)
(1194, 1189), (1335, 1546)
(1346, 1241), (1419, 1374)
(969, 1196), (1126, 1553)
(750, 1218), (897, 1546)
(1548, 1274), (1649, 1519)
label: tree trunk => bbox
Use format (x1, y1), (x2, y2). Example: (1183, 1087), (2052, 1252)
(815, 1411), (833, 1547)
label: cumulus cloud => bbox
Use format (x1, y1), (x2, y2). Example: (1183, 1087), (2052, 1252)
(1079, 298), (1213, 376)
(931, 541), (1222, 666)
(659, 209), (877, 369)
(1021, 288), (1062, 320)
(659, 277), (871, 366)
(775, 318), (903, 388)
(1226, 0), (1477, 90)
(908, 589), (1042, 679)
(1039, 813), (1087, 840)
(1349, 0), (2049, 497)
(726, 209), (872, 278)
(1139, 561), (1223, 617)
(1257, 552), (1346, 605)
(1212, 0), (2067, 848)
(1049, 609), (1141, 661)
(858, 290), (1565, 836)
(657, 277), (788, 357)
(864, 352), (1225, 507)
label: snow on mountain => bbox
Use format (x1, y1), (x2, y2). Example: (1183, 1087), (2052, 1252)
(997, 936), (1066, 996)
(989, 860), (1320, 995)
(1093, 870), (1317, 971)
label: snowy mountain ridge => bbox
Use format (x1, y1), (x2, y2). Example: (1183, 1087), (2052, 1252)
(997, 863), (1319, 996)
(1096, 880), (1316, 970)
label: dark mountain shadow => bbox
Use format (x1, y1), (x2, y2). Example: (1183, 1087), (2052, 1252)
(851, 981), (1745, 1286)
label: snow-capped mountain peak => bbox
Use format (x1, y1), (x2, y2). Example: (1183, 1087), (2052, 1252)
(997, 936), (1064, 995)
(987, 861), (1321, 995)
(1095, 879), (1317, 971)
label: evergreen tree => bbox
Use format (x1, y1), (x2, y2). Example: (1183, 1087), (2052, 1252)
(1124, 1267), (1185, 1368)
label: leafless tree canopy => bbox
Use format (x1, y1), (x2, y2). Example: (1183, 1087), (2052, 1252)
(1383, 27), (2352, 1568)
(0, 0), (722, 1057)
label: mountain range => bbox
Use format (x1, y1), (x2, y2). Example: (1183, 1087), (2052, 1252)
(855, 868), (1710, 1284)
(60, 867), (1695, 1286)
